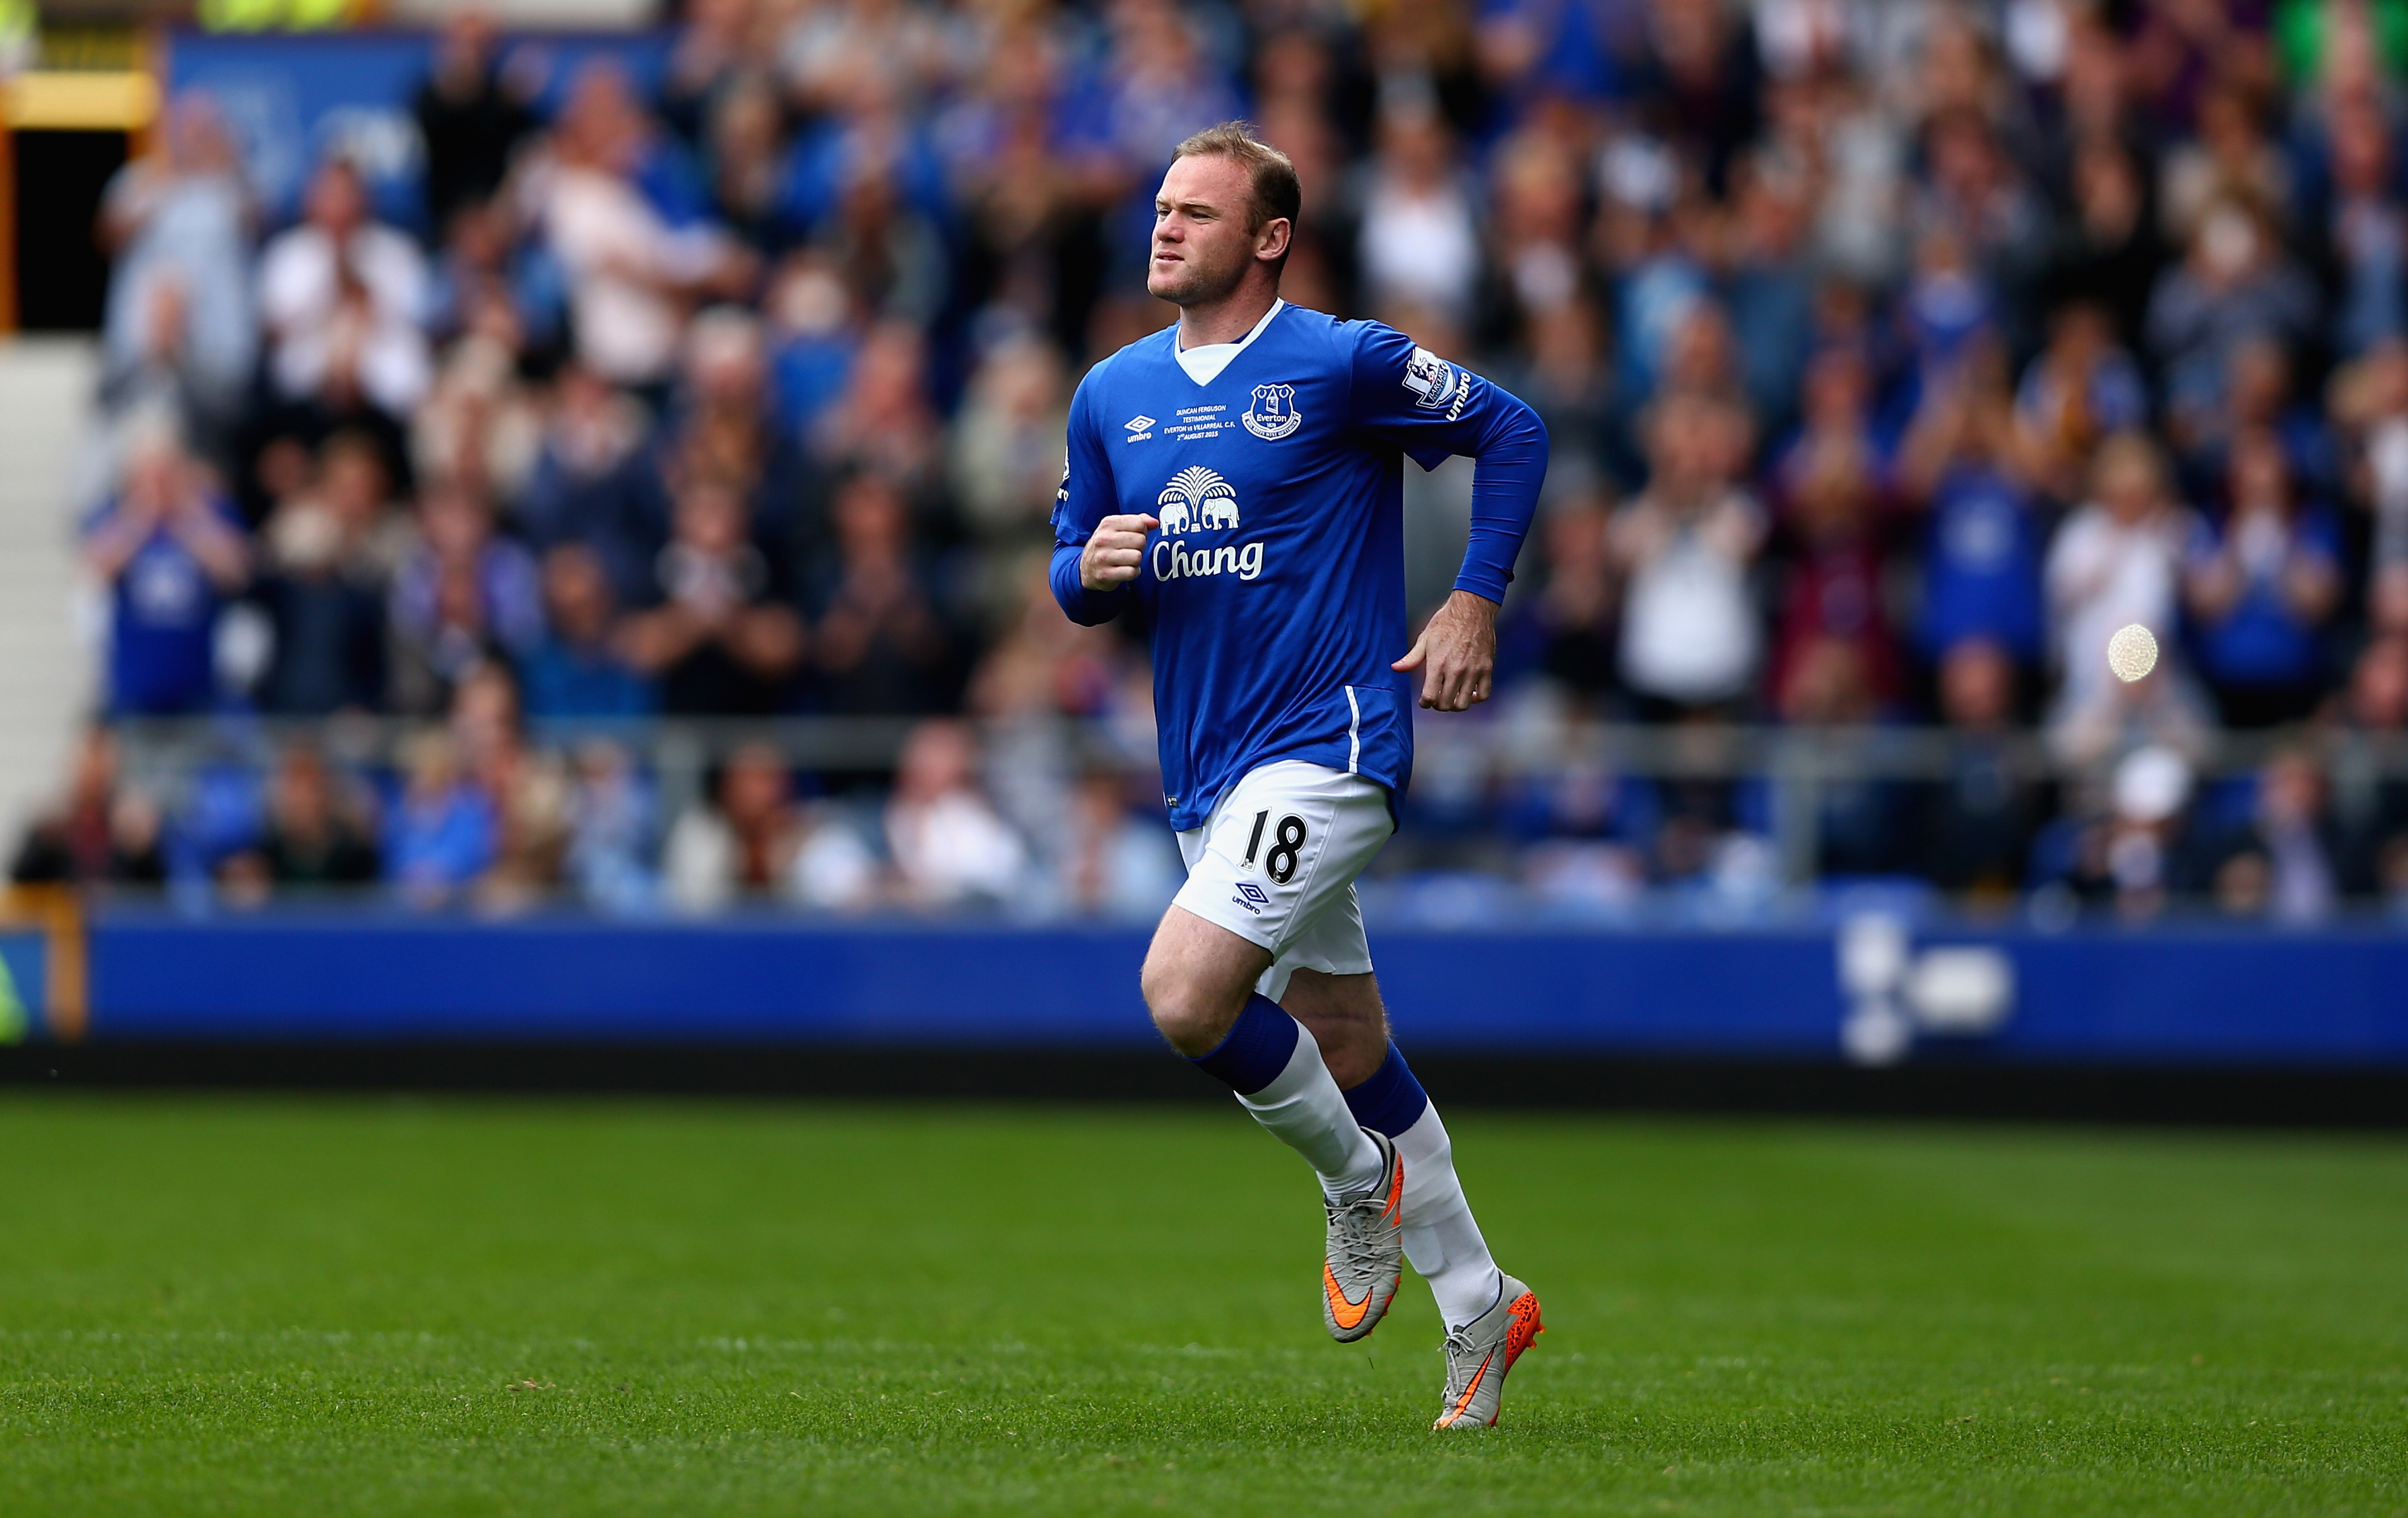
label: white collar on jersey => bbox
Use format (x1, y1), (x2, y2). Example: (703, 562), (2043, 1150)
(1172, 299), (1287, 385)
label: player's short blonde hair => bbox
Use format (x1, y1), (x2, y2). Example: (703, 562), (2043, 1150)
(1171, 121), (1301, 271)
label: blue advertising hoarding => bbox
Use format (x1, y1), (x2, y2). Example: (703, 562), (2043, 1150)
(71, 911), (2408, 1071)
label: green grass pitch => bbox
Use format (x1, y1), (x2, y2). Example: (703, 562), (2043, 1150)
(3, 1095), (2406, 1515)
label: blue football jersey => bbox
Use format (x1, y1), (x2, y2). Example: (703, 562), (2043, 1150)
(1051, 303), (1548, 832)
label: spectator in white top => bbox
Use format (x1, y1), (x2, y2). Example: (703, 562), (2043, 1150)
(779, 0), (954, 116)
(97, 94), (257, 464)
(884, 717), (1029, 908)
(1610, 391), (1768, 715)
(2045, 432), (2211, 762)
(540, 62), (750, 390)
(663, 740), (877, 914)
(1356, 105), (1482, 330)
(2339, 339), (2408, 639)
(257, 156), (432, 421)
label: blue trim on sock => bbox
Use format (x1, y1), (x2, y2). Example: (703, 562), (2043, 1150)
(1343, 1041), (1432, 1137)
(1189, 995), (1301, 1097)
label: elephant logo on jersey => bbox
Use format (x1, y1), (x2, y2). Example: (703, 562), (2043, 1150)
(1403, 346), (1465, 413)
(1157, 465), (1239, 533)
(1242, 382), (1302, 440)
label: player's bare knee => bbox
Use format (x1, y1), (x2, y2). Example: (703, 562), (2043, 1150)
(1147, 991), (1228, 1057)
(1140, 955), (1227, 1055)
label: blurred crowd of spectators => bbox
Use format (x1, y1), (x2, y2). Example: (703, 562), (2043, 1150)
(20, 0), (2408, 920)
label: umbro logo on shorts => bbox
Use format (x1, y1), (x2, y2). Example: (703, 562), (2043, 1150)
(1234, 882), (1270, 912)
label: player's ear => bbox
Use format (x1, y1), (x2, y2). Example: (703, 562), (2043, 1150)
(1255, 216), (1292, 264)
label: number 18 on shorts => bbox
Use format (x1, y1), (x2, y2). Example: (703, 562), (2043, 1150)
(1172, 760), (1396, 1003)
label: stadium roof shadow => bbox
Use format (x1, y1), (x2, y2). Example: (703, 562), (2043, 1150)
(4, 1041), (2407, 1131)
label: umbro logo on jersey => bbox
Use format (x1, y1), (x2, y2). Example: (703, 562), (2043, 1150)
(1123, 415), (1156, 442)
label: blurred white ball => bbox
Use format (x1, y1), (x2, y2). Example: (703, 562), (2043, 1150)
(2108, 623), (2158, 683)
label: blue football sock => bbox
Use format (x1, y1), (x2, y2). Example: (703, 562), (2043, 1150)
(1193, 994), (1386, 1195)
(1343, 1040), (1433, 1137)
(1188, 994), (1302, 1097)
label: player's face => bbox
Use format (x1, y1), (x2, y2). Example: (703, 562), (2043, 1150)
(1148, 155), (1277, 305)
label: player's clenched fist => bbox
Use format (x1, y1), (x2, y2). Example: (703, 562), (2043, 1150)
(1080, 513), (1159, 591)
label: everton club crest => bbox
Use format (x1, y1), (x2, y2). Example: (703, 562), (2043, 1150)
(1242, 382), (1302, 440)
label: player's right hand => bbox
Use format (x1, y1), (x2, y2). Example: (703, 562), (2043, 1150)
(1080, 514), (1159, 591)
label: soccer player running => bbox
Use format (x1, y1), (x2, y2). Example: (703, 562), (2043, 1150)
(1051, 124), (1549, 1428)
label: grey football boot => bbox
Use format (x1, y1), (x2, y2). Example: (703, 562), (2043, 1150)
(1321, 1129), (1405, 1341)
(1432, 1273), (1545, 1428)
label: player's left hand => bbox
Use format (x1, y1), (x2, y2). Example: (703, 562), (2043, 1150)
(1393, 590), (1499, 712)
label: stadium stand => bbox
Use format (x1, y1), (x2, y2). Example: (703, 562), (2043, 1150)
(16, 0), (2408, 935)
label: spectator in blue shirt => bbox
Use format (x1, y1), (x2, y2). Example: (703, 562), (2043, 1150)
(384, 729), (496, 907)
(1725, 152), (1818, 435)
(779, 78), (952, 249)
(1896, 355), (2045, 669)
(2316, 95), (2408, 360)
(1474, 0), (1629, 110)
(387, 483), (545, 715)
(1077, 1), (1244, 286)
(765, 254), (860, 449)
(2183, 427), (2344, 726)
(513, 362), (653, 601)
(2148, 198), (2320, 460)
(522, 541), (657, 718)
(81, 431), (251, 716)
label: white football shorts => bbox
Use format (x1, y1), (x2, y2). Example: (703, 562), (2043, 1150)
(1172, 760), (1395, 1003)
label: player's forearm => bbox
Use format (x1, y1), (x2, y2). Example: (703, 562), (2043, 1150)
(1050, 542), (1131, 625)
(1454, 404), (1549, 604)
